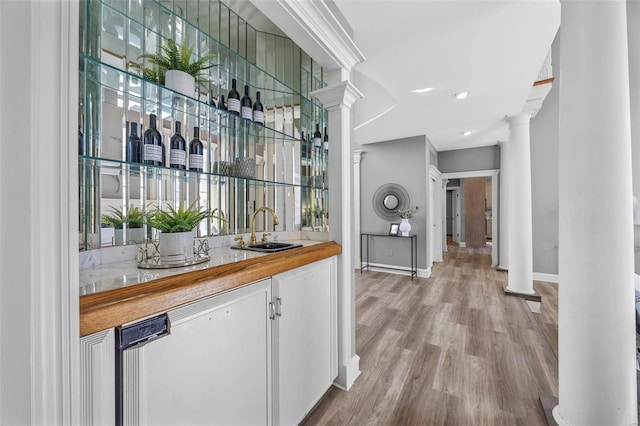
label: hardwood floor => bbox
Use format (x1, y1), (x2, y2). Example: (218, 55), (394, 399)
(302, 243), (559, 426)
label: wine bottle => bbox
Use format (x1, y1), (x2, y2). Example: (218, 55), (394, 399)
(241, 84), (253, 120)
(169, 121), (187, 170)
(218, 94), (227, 111)
(252, 91), (264, 125)
(227, 78), (240, 115)
(78, 125), (84, 156)
(313, 123), (322, 148)
(143, 113), (163, 166)
(126, 122), (141, 163)
(189, 126), (204, 172)
(323, 126), (329, 151)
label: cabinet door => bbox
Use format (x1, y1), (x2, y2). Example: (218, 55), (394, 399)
(80, 329), (115, 425)
(123, 279), (272, 426)
(272, 258), (337, 425)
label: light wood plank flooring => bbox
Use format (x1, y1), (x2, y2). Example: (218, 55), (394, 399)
(302, 243), (558, 425)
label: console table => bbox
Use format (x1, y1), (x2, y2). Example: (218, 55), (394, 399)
(360, 233), (417, 280)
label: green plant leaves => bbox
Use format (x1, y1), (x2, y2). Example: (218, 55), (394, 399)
(132, 37), (216, 85)
(145, 202), (208, 233)
(101, 206), (144, 229)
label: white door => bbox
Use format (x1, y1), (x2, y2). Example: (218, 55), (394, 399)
(123, 279), (273, 426)
(272, 259), (337, 425)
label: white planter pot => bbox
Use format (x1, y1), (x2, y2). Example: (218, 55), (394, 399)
(165, 70), (195, 97)
(158, 230), (195, 259)
(399, 218), (411, 237)
(126, 227), (144, 244)
(114, 228), (124, 246)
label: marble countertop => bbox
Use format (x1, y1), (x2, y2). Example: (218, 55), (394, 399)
(79, 238), (322, 296)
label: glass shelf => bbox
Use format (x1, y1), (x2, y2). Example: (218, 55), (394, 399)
(86, 0), (308, 140)
(81, 55), (302, 144)
(80, 156), (328, 190)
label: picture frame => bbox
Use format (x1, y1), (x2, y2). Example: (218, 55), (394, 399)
(389, 222), (400, 236)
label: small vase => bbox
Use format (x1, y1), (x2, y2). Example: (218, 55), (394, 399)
(399, 218), (411, 237)
(158, 230), (195, 259)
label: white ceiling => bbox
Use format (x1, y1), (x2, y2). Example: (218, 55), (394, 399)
(333, 0), (561, 151)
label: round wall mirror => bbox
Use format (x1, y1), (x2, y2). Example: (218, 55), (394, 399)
(373, 183), (410, 220)
(383, 194), (399, 210)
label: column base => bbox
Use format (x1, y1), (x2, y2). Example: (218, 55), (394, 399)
(496, 265), (508, 272)
(538, 393), (559, 426)
(503, 286), (542, 302)
(333, 354), (361, 391)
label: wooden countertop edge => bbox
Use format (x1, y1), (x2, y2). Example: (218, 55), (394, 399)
(80, 241), (341, 337)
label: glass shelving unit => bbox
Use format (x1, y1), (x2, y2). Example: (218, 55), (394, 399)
(79, 0), (329, 250)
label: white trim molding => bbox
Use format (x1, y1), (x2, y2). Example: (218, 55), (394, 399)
(1, 1), (79, 424)
(362, 263), (432, 279)
(533, 272), (559, 284)
(249, 0), (365, 73)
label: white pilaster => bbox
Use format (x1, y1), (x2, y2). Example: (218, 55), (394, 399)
(498, 141), (510, 270)
(353, 150), (364, 267)
(1, 0), (79, 424)
(311, 80), (363, 391)
(505, 114), (536, 296)
(554, 1), (637, 425)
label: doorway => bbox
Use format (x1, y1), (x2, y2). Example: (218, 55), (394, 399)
(441, 170), (499, 265)
(446, 187), (461, 244)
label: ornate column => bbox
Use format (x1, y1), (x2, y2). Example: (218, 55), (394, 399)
(504, 114), (538, 299)
(498, 141), (510, 270)
(353, 150), (364, 267)
(311, 78), (363, 391)
(554, 1), (637, 424)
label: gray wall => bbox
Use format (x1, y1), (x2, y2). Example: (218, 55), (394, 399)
(359, 136), (428, 270)
(438, 145), (500, 173)
(529, 33), (560, 275)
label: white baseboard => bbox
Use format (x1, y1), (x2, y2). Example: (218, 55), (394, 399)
(533, 272), (559, 283)
(333, 354), (361, 391)
(361, 262), (431, 278)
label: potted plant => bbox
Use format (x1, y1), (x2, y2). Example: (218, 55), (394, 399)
(395, 208), (415, 237)
(146, 202), (208, 258)
(101, 205), (145, 245)
(130, 38), (216, 96)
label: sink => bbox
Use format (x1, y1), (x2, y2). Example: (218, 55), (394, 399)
(231, 242), (303, 253)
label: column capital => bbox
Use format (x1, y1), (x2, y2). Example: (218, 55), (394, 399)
(311, 80), (364, 111)
(507, 113), (532, 127)
(353, 150), (364, 164)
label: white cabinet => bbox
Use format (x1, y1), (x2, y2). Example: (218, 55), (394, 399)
(272, 258), (338, 425)
(103, 257), (336, 426)
(123, 279), (273, 426)
(80, 329), (115, 425)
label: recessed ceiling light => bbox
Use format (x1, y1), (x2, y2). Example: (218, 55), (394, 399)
(461, 130), (472, 136)
(410, 87), (434, 94)
(455, 91), (469, 99)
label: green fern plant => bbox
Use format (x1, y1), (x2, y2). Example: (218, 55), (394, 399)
(146, 202), (208, 233)
(101, 206), (144, 229)
(130, 38), (215, 85)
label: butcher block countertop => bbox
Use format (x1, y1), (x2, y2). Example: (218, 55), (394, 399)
(79, 240), (341, 337)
